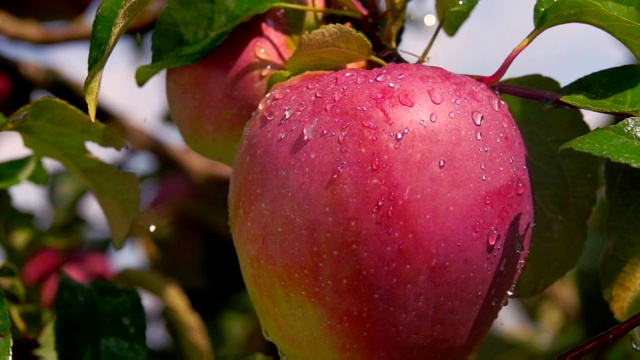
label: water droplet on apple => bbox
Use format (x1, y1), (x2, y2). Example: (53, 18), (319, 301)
(489, 97), (500, 112)
(398, 93), (414, 107)
(438, 158), (446, 169)
(448, 111), (455, 118)
(475, 130), (482, 140)
(362, 119), (377, 129)
(376, 74), (387, 82)
(303, 118), (319, 140)
(283, 106), (293, 119)
(428, 89), (443, 105)
(487, 227), (500, 252)
(471, 111), (484, 126)
(371, 153), (380, 171)
(515, 178), (525, 195)
(430, 113), (437, 123)
(473, 221), (482, 233)
(484, 196), (491, 205)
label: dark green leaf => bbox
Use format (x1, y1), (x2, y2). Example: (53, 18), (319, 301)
(436, 0), (479, 36)
(136, 0), (278, 85)
(0, 262), (26, 302)
(0, 113), (6, 127)
(55, 275), (146, 359)
(561, 65), (640, 116)
(284, 24), (373, 74)
(0, 289), (11, 358)
(6, 98), (139, 248)
(601, 161), (640, 322)
(116, 269), (214, 359)
(502, 75), (599, 297)
(561, 117), (640, 168)
(0, 156), (48, 189)
(533, 0), (640, 62)
(85, 0), (154, 121)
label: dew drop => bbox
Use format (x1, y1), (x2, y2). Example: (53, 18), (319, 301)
(448, 111), (456, 118)
(398, 93), (415, 107)
(388, 192), (396, 201)
(473, 221), (482, 233)
(489, 97), (500, 112)
(471, 111), (484, 126)
(482, 174), (487, 181)
(509, 156), (514, 164)
(362, 119), (377, 129)
(375, 74), (387, 82)
(283, 106), (293, 119)
(515, 178), (525, 195)
(475, 130), (482, 140)
(371, 153), (380, 171)
(484, 196), (491, 205)
(487, 227), (500, 251)
(438, 158), (446, 169)
(429, 113), (437, 123)
(428, 90), (443, 105)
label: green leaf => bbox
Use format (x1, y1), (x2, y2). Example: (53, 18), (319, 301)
(6, 97), (139, 248)
(435, 0), (479, 36)
(561, 117), (640, 168)
(266, 69), (293, 92)
(55, 275), (146, 359)
(0, 289), (11, 358)
(502, 75), (599, 297)
(136, 0), (278, 85)
(533, 0), (640, 62)
(284, 24), (374, 74)
(561, 65), (640, 116)
(85, 0), (153, 121)
(0, 156), (48, 189)
(601, 161), (640, 322)
(116, 269), (214, 359)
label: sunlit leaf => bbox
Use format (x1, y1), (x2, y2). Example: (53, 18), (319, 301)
(561, 117), (640, 169)
(601, 161), (640, 322)
(5, 98), (139, 248)
(561, 65), (640, 117)
(85, 0), (154, 121)
(533, 0), (640, 62)
(436, 0), (479, 36)
(501, 75), (599, 297)
(284, 24), (374, 74)
(55, 275), (146, 359)
(136, 0), (278, 85)
(0, 156), (48, 189)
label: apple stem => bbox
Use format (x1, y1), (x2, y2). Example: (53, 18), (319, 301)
(274, 3), (364, 19)
(475, 29), (541, 86)
(557, 310), (640, 359)
(417, 19), (444, 64)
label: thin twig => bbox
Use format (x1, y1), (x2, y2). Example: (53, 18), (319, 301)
(0, 0), (166, 44)
(1, 53), (231, 183)
(557, 311), (640, 359)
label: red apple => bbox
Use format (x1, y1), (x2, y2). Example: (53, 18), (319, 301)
(165, 2), (324, 165)
(229, 63), (534, 358)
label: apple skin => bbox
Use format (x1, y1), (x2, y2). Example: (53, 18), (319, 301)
(229, 63), (534, 359)
(165, 9), (296, 165)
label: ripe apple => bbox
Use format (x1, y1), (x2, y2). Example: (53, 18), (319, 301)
(165, 2), (324, 165)
(229, 63), (534, 358)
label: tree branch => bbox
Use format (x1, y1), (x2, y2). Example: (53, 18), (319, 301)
(0, 0), (166, 44)
(1, 53), (231, 183)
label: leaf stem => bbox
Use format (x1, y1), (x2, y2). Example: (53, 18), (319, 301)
(368, 55), (388, 67)
(417, 19), (444, 64)
(476, 29), (541, 85)
(557, 311), (640, 359)
(492, 82), (629, 118)
(275, 3), (364, 19)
